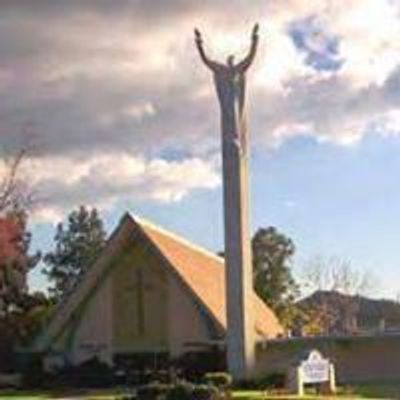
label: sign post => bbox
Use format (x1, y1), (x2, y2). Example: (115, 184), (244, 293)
(288, 350), (336, 396)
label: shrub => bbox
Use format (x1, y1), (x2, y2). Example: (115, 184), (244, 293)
(256, 372), (286, 389)
(137, 382), (172, 400)
(19, 355), (49, 389)
(192, 384), (220, 400)
(233, 379), (257, 390)
(166, 381), (194, 400)
(137, 380), (223, 400)
(234, 372), (286, 391)
(171, 351), (225, 381)
(52, 357), (114, 388)
(204, 372), (232, 389)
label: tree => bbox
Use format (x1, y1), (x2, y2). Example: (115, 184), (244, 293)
(300, 256), (375, 335)
(0, 210), (40, 316)
(43, 206), (106, 301)
(9, 291), (53, 345)
(0, 145), (48, 370)
(0, 148), (33, 214)
(302, 256), (374, 296)
(0, 210), (42, 371)
(252, 227), (299, 327)
(0, 145), (39, 314)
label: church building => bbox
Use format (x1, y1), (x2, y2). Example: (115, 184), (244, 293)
(34, 213), (283, 368)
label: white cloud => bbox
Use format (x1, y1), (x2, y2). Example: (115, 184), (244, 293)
(0, 0), (399, 220)
(122, 102), (156, 120)
(328, 0), (400, 87)
(20, 152), (220, 223)
(371, 108), (400, 137)
(254, 22), (312, 92)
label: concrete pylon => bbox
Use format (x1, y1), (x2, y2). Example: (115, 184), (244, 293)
(195, 24), (259, 380)
(222, 137), (256, 380)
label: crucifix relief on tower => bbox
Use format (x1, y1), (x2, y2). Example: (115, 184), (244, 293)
(195, 25), (259, 380)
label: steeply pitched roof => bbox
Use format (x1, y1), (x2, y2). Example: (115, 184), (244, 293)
(36, 213), (283, 351)
(133, 215), (283, 338)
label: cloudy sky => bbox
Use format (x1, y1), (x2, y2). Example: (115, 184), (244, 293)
(1, 0), (399, 297)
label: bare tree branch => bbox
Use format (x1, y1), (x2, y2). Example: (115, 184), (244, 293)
(0, 146), (35, 215)
(302, 256), (375, 297)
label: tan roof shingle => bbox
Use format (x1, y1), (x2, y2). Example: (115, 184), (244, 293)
(134, 216), (283, 339)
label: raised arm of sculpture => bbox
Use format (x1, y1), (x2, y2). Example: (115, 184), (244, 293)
(194, 28), (221, 71)
(236, 24), (259, 73)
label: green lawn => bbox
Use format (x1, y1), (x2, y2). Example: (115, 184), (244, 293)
(0, 389), (123, 400)
(233, 383), (400, 399)
(2, 384), (400, 399)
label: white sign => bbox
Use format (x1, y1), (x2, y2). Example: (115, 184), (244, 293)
(301, 350), (330, 384)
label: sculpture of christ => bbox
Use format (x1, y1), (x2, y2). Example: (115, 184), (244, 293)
(195, 24), (259, 156)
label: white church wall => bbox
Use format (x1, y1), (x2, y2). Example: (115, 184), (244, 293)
(69, 275), (113, 365)
(168, 274), (213, 357)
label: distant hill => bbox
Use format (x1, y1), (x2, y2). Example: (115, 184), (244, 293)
(297, 290), (400, 336)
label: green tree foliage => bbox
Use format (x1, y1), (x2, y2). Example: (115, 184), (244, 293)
(0, 145), (39, 314)
(0, 210), (40, 316)
(0, 146), (51, 370)
(0, 210), (44, 371)
(252, 227), (299, 326)
(0, 290), (52, 371)
(43, 206), (106, 301)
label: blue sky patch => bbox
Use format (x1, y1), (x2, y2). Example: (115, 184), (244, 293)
(157, 147), (192, 161)
(288, 16), (343, 72)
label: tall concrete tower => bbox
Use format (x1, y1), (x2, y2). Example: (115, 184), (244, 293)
(195, 24), (259, 380)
